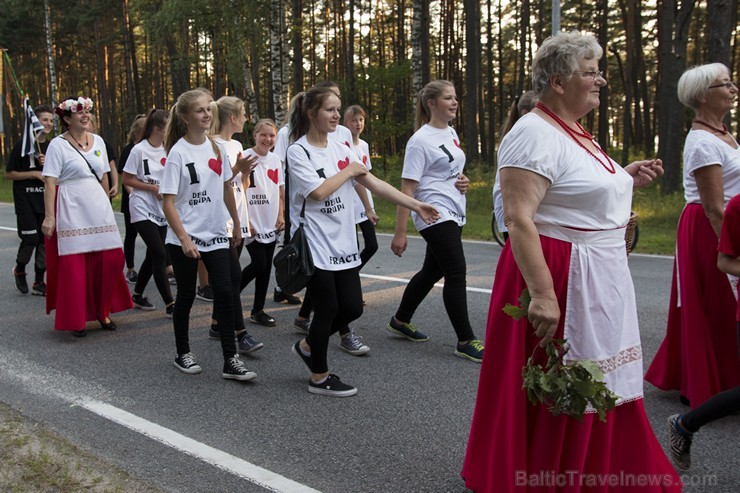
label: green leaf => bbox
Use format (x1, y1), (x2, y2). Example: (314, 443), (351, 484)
(579, 360), (605, 381)
(502, 303), (527, 320)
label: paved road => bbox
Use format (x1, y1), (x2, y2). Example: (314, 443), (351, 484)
(0, 202), (736, 492)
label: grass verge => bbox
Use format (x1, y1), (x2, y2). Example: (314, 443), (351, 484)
(0, 402), (162, 493)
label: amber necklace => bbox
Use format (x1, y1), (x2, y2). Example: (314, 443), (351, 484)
(693, 119), (728, 135)
(536, 102), (616, 174)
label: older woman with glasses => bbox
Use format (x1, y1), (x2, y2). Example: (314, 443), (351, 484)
(462, 32), (679, 492)
(646, 64), (740, 409)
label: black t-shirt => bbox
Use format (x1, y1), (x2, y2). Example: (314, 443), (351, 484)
(5, 140), (49, 215)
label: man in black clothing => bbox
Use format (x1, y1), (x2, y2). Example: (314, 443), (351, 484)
(6, 105), (54, 295)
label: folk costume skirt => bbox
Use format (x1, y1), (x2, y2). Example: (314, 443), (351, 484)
(462, 226), (679, 492)
(645, 204), (740, 408)
(45, 181), (132, 331)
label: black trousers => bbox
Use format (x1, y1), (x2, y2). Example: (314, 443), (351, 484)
(133, 221), (173, 305)
(123, 209), (138, 269)
(394, 221), (475, 342)
(168, 245), (242, 359)
(15, 211), (45, 283)
(357, 219), (378, 269)
(240, 240), (277, 314)
(305, 267), (363, 374)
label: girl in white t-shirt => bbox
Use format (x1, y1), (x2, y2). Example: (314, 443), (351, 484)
(286, 86), (439, 397)
(239, 119), (286, 326)
(160, 89), (256, 381)
(388, 80), (484, 363)
(122, 108), (175, 317)
(205, 96), (263, 351)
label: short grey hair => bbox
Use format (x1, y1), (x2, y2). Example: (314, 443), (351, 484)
(532, 31), (603, 97)
(677, 63), (730, 110)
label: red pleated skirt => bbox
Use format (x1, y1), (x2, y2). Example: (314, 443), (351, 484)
(645, 204), (740, 408)
(463, 236), (680, 492)
(45, 230), (133, 331)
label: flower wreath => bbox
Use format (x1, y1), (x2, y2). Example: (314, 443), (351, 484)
(55, 97), (93, 117)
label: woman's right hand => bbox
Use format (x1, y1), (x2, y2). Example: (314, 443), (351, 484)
(181, 237), (200, 259)
(41, 216), (55, 238)
(391, 231), (408, 257)
(527, 293), (560, 347)
(346, 162), (368, 178)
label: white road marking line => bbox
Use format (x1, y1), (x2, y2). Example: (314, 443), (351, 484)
(0, 226), (18, 231)
(79, 400), (322, 493)
(359, 273), (493, 294)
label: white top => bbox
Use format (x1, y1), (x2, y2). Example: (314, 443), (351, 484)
(682, 130), (740, 205)
(214, 137), (250, 238)
(497, 113), (633, 230)
(492, 174), (506, 233)
(286, 137), (360, 271)
(245, 148), (284, 244)
(402, 124), (467, 231)
(123, 139), (167, 226)
(274, 125), (290, 164)
(160, 138), (233, 252)
(351, 139), (375, 224)
(43, 134), (110, 182)
(329, 124), (354, 149)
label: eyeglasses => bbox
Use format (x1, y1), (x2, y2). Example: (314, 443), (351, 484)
(708, 81), (736, 89)
(575, 70), (605, 81)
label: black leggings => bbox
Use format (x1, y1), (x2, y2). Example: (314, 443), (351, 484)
(168, 245), (242, 359)
(240, 240), (277, 313)
(305, 268), (363, 374)
(15, 211), (46, 283)
(357, 219), (378, 269)
(123, 209), (138, 269)
(133, 221), (173, 305)
(394, 221), (475, 342)
(681, 323), (740, 432)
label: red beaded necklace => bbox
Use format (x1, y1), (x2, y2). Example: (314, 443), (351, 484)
(692, 119), (729, 135)
(535, 102), (616, 174)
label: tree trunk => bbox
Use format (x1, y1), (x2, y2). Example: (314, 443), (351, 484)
(291, 0), (304, 95)
(464, 0), (480, 160)
(597, 0), (609, 150)
(43, 0), (58, 132)
(270, 0), (286, 125)
(706, 0), (734, 128)
(657, 0), (696, 195)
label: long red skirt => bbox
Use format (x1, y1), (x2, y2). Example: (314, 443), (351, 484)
(645, 204), (740, 408)
(462, 237), (680, 492)
(46, 230), (133, 331)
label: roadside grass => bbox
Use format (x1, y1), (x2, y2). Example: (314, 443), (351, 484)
(0, 403), (162, 493)
(0, 160), (682, 255)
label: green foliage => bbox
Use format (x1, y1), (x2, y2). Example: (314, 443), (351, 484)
(504, 289), (620, 422)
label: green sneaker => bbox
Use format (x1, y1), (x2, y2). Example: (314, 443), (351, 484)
(386, 317), (430, 342)
(455, 339), (484, 363)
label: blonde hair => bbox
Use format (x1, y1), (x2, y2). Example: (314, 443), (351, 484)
(126, 114), (147, 144)
(164, 89), (220, 159)
(253, 118), (278, 137)
(209, 96), (245, 135)
(414, 80), (455, 131)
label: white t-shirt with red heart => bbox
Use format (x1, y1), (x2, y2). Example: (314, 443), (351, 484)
(214, 137), (250, 238)
(402, 124), (467, 232)
(123, 139), (168, 226)
(244, 148), (283, 244)
(286, 137), (360, 271)
(160, 137), (233, 252)
(351, 138), (375, 224)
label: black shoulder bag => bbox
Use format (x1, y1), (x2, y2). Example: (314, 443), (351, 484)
(64, 137), (102, 183)
(273, 144), (314, 294)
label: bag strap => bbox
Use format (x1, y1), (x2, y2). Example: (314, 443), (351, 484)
(283, 142), (312, 244)
(63, 136), (102, 183)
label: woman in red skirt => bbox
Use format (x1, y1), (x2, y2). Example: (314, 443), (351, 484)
(42, 96), (132, 337)
(462, 32), (680, 491)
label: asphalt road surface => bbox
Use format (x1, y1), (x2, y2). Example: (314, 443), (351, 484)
(0, 202), (737, 492)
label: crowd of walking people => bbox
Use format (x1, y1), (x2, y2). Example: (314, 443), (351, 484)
(5, 29), (739, 491)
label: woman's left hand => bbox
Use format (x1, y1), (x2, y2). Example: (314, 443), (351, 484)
(625, 159), (663, 188)
(367, 211), (380, 225)
(455, 174), (470, 194)
(416, 202), (440, 224)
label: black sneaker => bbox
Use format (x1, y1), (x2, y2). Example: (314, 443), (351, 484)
(250, 311), (277, 327)
(174, 352), (202, 374)
(132, 294), (156, 311)
(455, 339), (484, 363)
(274, 288), (301, 305)
(308, 374), (357, 397)
(238, 332), (264, 354)
(667, 414), (693, 470)
(32, 282), (47, 297)
(294, 318), (311, 335)
(386, 317), (430, 342)
(125, 270), (138, 284)
(222, 356), (257, 381)
(13, 268), (28, 294)
(291, 341), (312, 372)
(196, 285), (214, 302)
(165, 303), (174, 318)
